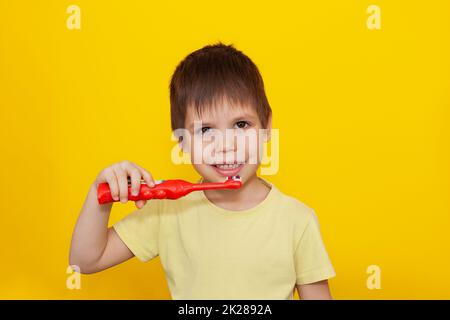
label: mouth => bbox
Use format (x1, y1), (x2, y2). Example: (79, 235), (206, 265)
(210, 162), (244, 177)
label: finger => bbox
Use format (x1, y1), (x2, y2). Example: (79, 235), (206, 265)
(104, 170), (119, 201)
(134, 163), (155, 187)
(135, 200), (147, 209)
(128, 167), (142, 196)
(114, 166), (129, 203)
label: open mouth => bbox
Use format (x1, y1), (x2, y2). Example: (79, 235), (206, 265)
(210, 162), (244, 176)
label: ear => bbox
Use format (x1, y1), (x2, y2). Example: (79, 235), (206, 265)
(178, 135), (191, 153)
(178, 137), (185, 152)
(173, 128), (189, 153)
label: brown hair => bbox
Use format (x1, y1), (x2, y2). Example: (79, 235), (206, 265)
(169, 42), (272, 135)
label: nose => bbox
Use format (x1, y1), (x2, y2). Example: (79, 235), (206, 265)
(215, 129), (237, 162)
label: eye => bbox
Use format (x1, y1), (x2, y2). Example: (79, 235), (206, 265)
(201, 127), (211, 134)
(235, 121), (250, 129)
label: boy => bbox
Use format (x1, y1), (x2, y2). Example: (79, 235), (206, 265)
(69, 43), (336, 299)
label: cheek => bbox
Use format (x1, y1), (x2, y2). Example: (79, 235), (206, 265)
(190, 136), (225, 164)
(237, 130), (265, 159)
(191, 146), (214, 164)
(192, 162), (218, 181)
(245, 136), (264, 164)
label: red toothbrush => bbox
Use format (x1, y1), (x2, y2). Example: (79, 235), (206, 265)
(97, 175), (242, 204)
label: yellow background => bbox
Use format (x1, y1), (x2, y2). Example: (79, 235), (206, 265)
(1, 0), (449, 299)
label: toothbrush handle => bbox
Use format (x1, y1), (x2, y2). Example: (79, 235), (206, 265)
(97, 183), (154, 204)
(97, 180), (190, 204)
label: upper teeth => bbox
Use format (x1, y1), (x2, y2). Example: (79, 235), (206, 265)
(215, 163), (242, 169)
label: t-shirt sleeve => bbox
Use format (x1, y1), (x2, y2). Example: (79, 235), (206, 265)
(294, 209), (336, 285)
(112, 201), (161, 262)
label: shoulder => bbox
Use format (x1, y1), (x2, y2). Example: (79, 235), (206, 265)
(268, 184), (326, 248)
(271, 184), (316, 226)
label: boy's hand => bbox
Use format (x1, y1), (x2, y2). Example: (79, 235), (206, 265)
(94, 160), (155, 209)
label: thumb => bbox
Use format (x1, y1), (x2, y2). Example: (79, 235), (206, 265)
(135, 200), (147, 209)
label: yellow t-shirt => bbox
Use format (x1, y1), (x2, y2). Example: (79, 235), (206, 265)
(112, 177), (336, 299)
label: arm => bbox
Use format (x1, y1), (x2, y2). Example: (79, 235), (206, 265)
(69, 183), (134, 274)
(69, 161), (155, 274)
(296, 280), (333, 300)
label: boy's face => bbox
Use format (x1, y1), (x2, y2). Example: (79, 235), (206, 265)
(182, 101), (271, 184)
